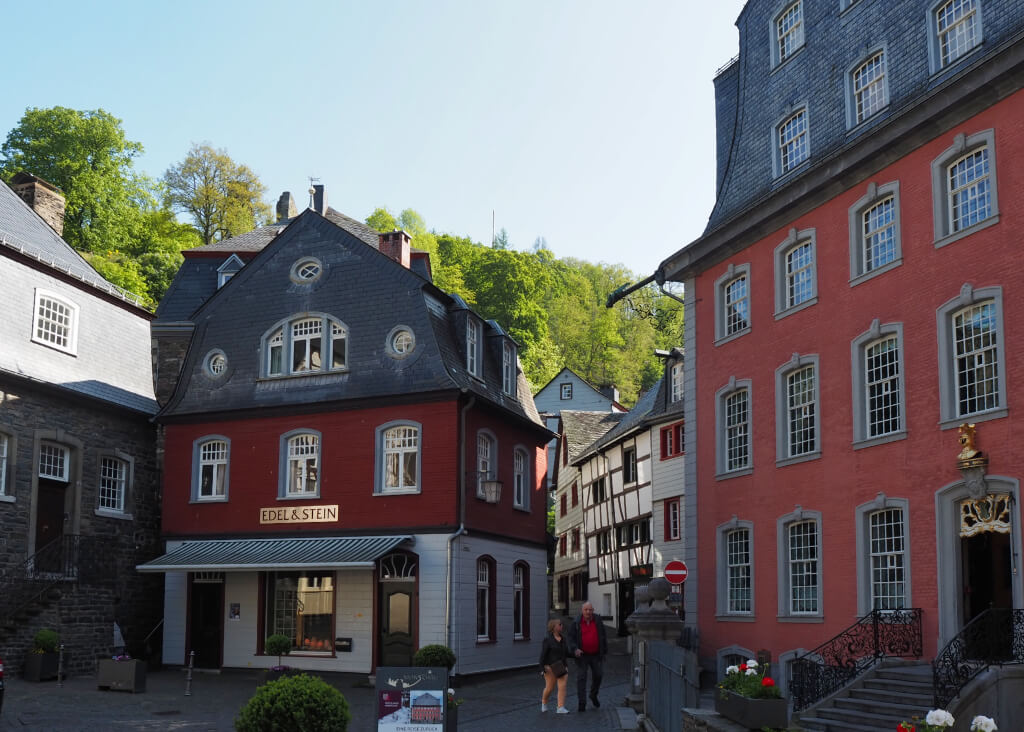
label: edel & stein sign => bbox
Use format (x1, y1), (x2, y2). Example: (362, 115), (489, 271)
(259, 505), (339, 525)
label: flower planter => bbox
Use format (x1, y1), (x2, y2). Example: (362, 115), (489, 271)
(97, 659), (146, 693)
(714, 689), (788, 730)
(23, 653), (59, 681)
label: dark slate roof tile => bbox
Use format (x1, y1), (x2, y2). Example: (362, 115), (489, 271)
(559, 410), (627, 462)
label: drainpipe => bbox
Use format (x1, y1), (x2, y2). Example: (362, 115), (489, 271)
(446, 392), (474, 673)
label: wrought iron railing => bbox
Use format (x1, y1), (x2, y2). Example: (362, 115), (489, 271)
(0, 535), (120, 624)
(791, 608), (922, 711)
(933, 608), (1024, 708)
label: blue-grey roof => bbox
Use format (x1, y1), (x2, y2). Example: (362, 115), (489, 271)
(559, 410), (627, 462)
(136, 534), (411, 572)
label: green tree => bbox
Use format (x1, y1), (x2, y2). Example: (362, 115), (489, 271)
(163, 143), (271, 246)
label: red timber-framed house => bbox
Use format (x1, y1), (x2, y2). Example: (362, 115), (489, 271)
(620, 0), (1024, 720)
(142, 188), (550, 676)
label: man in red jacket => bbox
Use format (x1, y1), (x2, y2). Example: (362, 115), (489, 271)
(567, 601), (608, 712)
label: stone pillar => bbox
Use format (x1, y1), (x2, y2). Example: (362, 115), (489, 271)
(625, 577), (687, 715)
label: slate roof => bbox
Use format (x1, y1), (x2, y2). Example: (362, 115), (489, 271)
(0, 180), (143, 306)
(156, 208), (546, 430)
(559, 410), (628, 464)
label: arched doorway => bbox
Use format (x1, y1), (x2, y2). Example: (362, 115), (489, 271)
(960, 495), (1013, 624)
(378, 552), (417, 667)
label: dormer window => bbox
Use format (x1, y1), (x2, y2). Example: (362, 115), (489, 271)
(670, 362), (684, 403)
(502, 341), (516, 396)
(217, 254), (244, 288)
(466, 318), (482, 377)
(263, 314), (348, 377)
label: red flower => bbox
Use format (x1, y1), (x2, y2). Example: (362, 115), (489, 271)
(739, 663), (747, 671)
(761, 677), (775, 687)
(898, 724), (915, 732)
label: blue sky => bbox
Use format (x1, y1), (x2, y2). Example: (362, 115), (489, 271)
(2, 0), (744, 278)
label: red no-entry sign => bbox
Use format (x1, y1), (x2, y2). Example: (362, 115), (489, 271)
(664, 560), (688, 584)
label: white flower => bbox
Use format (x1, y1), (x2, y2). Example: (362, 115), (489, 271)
(925, 709), (955, 727)
(725, 665), (739, 674)
(970, 715), (997, 732)
(745, 659), (758, 669)
(745, 668), (757, 676)
(448, 688), (455, 696)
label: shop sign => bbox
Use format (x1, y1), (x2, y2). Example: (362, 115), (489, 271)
(376, 666), (449, 731)
(259, 504), (339, 524)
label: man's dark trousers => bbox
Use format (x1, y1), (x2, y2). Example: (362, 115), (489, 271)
(575, 653), (602, 707)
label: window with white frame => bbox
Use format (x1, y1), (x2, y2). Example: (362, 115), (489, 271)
(774, 2), (804, 65)
(502, 342), (516, 396)
(931, 130), (998, 246)
(670, 362), (684, 402)
(773, 228), (817, 316)
(852, 321), (907, 448)
(851, 51), (887, 125)
(777, 108), (809, 176)
(932, 0), (980, 70)
(32, 290), (79, 355)
(855, 496), (911, 613)
(195, 437), (229, 500)
(39, 441), (70, 481)
(849, 182), (902, 284)
(513, 563), (529, 640)
(665, 498), (681, 541)
(285, 432), (319, 497)
(98, 456), (127, 513)
(560, 383), (573, 400)
(263, 314), (347, 377)
(513, 447), (529, 509)
(937, 285), (1006, 427)
(378, 422), (420, 494)
(716, 382), (751, 474)
(476, 432), (495, 498)
(777, 512), (821, 617)
(714, 264), (752, 344)
(774, 355), (820, 464)
(466, 319), (481, 377)
(726, 528), (752, 614)
(0, 433), (8, 496)
(477, 557), (495, 641)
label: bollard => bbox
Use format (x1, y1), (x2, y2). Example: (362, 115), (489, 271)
(58, 642), (65, 688)
(185, 650), (195, 696)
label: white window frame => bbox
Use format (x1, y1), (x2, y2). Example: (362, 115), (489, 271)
(849, 181), (903, 285)
(716, 518), (754, 617)
(776, 509), (823, 619)
(97, 454), (130, 515)
(774, 107), (809, 177)
(773, 228), (817, 318)
(476, 431), (496, 498)
(279, 430), (321, 499)
(32, 289), (79, 356)
(38, 441), (70, 481)
(931, 130), (999, 249)
(855, 495), (911, 614)
(666, 498), (681, 541)
(928, 0), (982, 74)
(262, 314), (349, 378)
(375, 421), (421, 495)
(670, 362), (684, 402)
(513, 564), (526, 640)
(477, 558), (492, 641)
(192, 436), (229, 502)
(847, 49), (888, 128)
(466, 318), (481, 378)
(713, 263), (752, 345)
(772, 1), (804, 67)
(513, 446), (529, 510)
(623, 446), (637, 484)
(774, 354), (820, 466)
(715, 377), (752, 478)
(851, 320), (907, 448)
(936, 284), (1007, 429)
(502, 341), (516, 396)
(560, 382), (573, 400)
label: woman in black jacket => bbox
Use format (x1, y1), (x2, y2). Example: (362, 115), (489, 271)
(538, 618), (571, 713)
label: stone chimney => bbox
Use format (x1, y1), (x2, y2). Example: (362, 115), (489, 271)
(312, 184), (327, 215)
(276, 191), (297, 222)
(379, 230), (411, 269)
(599, 384), (620, 403)
(10, 173), (65, 235)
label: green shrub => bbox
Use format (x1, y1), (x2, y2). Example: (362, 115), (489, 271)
(32, 629), (58, 654)
(235, 673), (351, 732)
(412, 644), (456, 671)
(265, 634), (291, 668)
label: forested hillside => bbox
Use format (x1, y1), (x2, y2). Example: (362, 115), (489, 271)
(1, 106), (683, 404)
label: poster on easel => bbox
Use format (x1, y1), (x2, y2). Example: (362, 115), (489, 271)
(376, 666), (448, 731)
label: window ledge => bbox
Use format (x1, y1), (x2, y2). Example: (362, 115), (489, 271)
(513, 636), (529, 643)
(776, 451), (821, 468)
(853, 431), (907, 450)
(930, 43), (985, 80)
(715, 468), (752, 481)
(95, 509), (133, 521)
(475, 639), (496, 646)
(513, 505), (530, 513)
(939, 408), (1007, 431)
(934, 215), (999, 250)
(0, 494), (15, 504)
(846, 106), (890, 135)
(714, 614), (756, 622)
(714, 327), (751, 348)
(776, 615), (823, 623)
(849, 258), (903, 287)
(774, 296), (817, 321)
(279, 493), (321, 501)
(770, 44), (805, 74)
(190, 497), (228, 504)
(375, 488), (421, 497)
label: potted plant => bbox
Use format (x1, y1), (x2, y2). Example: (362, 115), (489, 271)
(264, 634), (293, 682)
(23, 629), (59, 682)
(899, 710), (999, 731)
(413, 645), (458, 730)
(714, 658), (786, 730)
(236, 673), (351, 731)
(97, 653), (146, 693)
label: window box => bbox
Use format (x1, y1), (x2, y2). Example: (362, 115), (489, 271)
(714, 689), (787, 729)
(96, 658), (146, 693)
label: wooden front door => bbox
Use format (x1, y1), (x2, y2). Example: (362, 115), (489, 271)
(35, 479), (66, 571)
(962, 531), (1012, 624)
(379, 581), (415, 667)
(188, 580), (223, 669)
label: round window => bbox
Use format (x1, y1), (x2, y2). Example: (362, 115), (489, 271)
(290, 257), (323, 283)
(206, 351), (228, 377)
(388, 327), (416, 358)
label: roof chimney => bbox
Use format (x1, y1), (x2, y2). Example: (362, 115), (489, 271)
(10, 173), (65, 235)
(312, 184), (327, 215)
(599, 384), (620, 403)
(276, 191), (297, 222)
(379, 229), (411, 269)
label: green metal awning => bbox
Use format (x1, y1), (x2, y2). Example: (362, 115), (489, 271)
(136, 535), (412, 573)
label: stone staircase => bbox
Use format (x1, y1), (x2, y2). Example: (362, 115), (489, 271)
(796, 661), (934, 732)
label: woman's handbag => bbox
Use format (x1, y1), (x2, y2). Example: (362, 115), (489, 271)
(549, 660), (568, 677)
